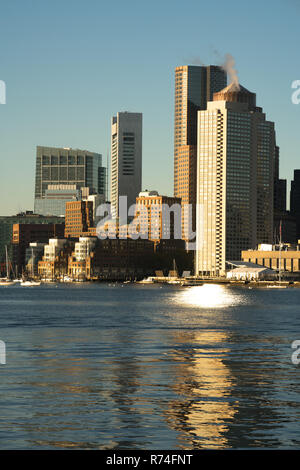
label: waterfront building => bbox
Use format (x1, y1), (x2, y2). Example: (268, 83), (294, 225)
(110, 112), (142, 221)
(36, 232), (189, 281)
(64, 201), (94, 238)
(25, 242), (46, 276)
(226, 262), (277, 280)
(134, 191), (181, 243)
(12, 222), (65, 272)
(0, 212), (64, 275)
(43, 238), (67, 261)
(242, 244), (300, 274)
(70, 238), (155, 280)
(290, 169), (300, 240)
(195, 83), (275, 276)
(67, 237), (98, 279)
(73, 237), (97, 261)
(38, 238), (73, 279)
(34, 146), (106, 206)
(174, 65), (227, 242)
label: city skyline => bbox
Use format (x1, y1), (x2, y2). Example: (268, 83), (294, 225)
(1, 0), (300, 216)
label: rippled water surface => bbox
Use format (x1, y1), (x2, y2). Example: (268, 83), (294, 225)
(0, 283), (299, 449)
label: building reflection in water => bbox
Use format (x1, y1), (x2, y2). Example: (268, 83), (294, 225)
(166, 285), (241, 448)
(165, 328), (238, 449)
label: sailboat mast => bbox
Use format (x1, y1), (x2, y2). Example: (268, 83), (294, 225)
(32, 246), (34, 278)
(106, 149), (109, 202)
(5, 245), (9, 279)
(279, 220), (282, 283)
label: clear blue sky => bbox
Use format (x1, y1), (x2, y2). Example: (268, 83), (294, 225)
(0, 0), (299, 215)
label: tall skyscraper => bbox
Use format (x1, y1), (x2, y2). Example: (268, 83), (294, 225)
(110, 112), (142, 222)
(274, 145), (287, 213)
(272, 145), (295, 243)
(195, 83), (275, 276)
(34, 146), (106, 206)
(290, 169), (300, 240)
(174, 65), (227, 242)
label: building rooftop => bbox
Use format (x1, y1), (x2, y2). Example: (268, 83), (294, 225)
(213, 82), (256, 108)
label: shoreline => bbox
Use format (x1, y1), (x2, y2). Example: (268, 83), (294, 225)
(2, 278), (299, 289)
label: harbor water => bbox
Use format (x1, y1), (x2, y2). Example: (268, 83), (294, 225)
(0, 282), (299, 449)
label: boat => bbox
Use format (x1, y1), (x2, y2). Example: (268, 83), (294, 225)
(0, 246), (14, 286)
(0, 279), (14, 286)
(20, 280), (41, 287)
(266, 221), (288, 289)
(167, 279), (181, 285)
(20, 247), (41, 286)
(266, 284), (287, 289)
(276, 219), (286, 287)
(137, 276), (156, 284)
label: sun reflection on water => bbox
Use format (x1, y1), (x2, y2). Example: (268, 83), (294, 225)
(177, 284), (243, 308)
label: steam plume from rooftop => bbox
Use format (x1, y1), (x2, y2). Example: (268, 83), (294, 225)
(222, 53), (240, 89)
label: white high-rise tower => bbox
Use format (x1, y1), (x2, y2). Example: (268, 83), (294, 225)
(195, 83), (275, 276)
(110, 112), (142, 222)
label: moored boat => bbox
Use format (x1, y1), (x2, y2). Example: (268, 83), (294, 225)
(20, 280), (41, 286)
(0, 279), (14, 286)
(266, 284), (287, 289)
(137, 276), (156, 284)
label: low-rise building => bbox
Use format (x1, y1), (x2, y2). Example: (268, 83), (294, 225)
(0, 212), (64, 275)
(242, 244), (300, 273)
(68, 237), (97, 279)
(38, 238), (73, 279)
(64, 201), (94, 238)
(12, 221), (65, 272)
(227, 262), (276, 280)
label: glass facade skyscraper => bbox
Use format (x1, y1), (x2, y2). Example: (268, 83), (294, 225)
(34, 146), (106, 200)
(174, 65), (227, 243)
(290, 170), (300, 240)
(110, 112), (142, 222)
